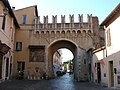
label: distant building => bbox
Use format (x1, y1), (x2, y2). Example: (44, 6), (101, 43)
(63, 60), (73, 73)
(93, 3), (120, 88)
(0, 0), (19, 82)
(53, 50), (62, 76)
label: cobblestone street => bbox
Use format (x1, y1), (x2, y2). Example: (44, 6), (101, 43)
(0, 74), (117, 90)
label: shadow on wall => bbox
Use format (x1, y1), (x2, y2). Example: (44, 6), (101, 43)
(93, 49), (120, 86)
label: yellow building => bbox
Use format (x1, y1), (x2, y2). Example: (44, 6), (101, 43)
(93, 3), (120, 88)
(13, 5), (43, 79)
(0, 0), (19, 82)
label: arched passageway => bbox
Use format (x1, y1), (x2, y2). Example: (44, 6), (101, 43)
(52, 48), (74, 77)
(46, 39), (91, 81)
(47, 39), (77, 78)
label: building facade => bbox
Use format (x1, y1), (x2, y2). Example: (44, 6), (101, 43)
(13, 5), (39, 79)
(13, 5), (102, 81)
(53, 50), (62, 76)
(0, 0), (19, 82)
(93, 3), (120, 88)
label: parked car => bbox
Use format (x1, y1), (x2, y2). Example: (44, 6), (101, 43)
(56, 71), (63, 76)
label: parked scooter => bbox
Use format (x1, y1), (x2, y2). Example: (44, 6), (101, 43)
(18, 70), (24, 79)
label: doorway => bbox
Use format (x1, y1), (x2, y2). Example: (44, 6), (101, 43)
(5, 58), (9, 78)
(109, 61), (114, 87)
(97, 62), (101, 83)
(17, 61), (25, 71)
(0, 54), (3, 79)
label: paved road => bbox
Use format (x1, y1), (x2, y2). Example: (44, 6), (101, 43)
(0, 74), (117, 90)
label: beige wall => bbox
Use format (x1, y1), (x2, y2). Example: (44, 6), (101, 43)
(0, 1), (17, 80)
(13, 6), (46, 79)
(0, 2), (15, 48)
(105, 15), (120, 87)
(93, 49), (108, 86)
(106, 16), (120, 55)
(14, 5), (101, 80)
(93, 5), (120, 88)
(15, 6), (36, 24)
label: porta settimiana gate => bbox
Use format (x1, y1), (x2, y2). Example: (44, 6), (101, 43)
(14, 9), (101, 81)
(28, 14), (100, 81)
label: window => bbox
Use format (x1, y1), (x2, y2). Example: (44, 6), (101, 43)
(0, 56), (2, 79)
(17, 62), (25, 71)
(84, 59), (86, 64)
(2, 16), (6, 30)
(106, 28), (111, 46)
(22, 15), (27, 24)
(5, 58), (9, 77)
(16, 42), (22, 51)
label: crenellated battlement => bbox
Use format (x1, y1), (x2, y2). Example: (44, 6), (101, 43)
(32, 14), (99, 37)
(41, 14), (93, 23)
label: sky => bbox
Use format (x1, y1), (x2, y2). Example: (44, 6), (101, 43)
(9, 0), (120, 23)
(8, 0), (120, 62)
(60, 48), (74, 63)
